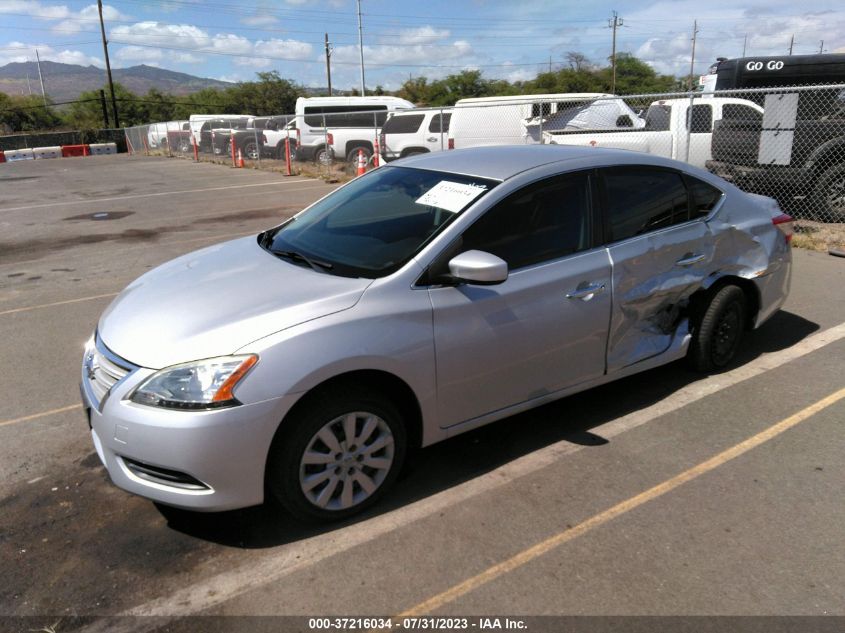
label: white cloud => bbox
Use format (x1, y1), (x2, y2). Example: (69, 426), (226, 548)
(0, 41), (102, 67)
(113, 45), (201, 66)
(240, 15), (278, 27)
(378, 26), (451, 46)
(110, 22), (316, 69)
(53, 4), (128, 34)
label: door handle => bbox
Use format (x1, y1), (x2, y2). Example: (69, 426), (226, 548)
(675, 253), (706, 267)
(566, 283), (606, 300)
(426, 137), (438, 142)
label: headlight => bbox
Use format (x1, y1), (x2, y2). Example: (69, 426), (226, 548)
(129, 355), (258, 410)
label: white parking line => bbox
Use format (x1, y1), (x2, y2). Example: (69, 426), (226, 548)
(1, 178), (329, 213)
(108, 320), (845, 622)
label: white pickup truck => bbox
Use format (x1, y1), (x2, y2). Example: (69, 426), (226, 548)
(543, 97), (763, 169)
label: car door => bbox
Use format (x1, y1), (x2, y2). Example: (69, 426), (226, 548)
(427, 170), (612, 428)
(426, 112), (451, 153)
(600, 166), (716, 373)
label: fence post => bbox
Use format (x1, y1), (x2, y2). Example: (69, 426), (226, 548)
(124, 129), (133, 155)
(230, 129), (236, 167)
(192, 131), (199, 162)
(684, 90), (695, 164)
(440, 107), (444, 151)
(253, 125), (260, 168)
(285, 133), (292, 176)
(322, 112), (329, 176)
(539, 101), (544, 144)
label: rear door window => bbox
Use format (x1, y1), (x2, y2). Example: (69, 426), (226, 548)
(685, 176), (723, 217)
(382, 114), (425, 134)
(428, 113), (452, 133)
(687, 104), (713, 133)
(602, 167), (691, 241)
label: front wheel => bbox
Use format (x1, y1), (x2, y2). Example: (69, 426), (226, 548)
(267, 390), (407, 522)
(687, 285), (747, 372)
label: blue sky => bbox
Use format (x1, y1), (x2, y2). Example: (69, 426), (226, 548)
(1, 0), (844, 90)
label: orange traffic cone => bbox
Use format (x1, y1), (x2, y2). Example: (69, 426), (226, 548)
(237, 148), (245, 168)
(356, 148), (366, 176)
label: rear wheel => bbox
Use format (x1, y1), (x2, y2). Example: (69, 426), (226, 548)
(346, 146), (372, 164)
(687, 285), (747, 372)
(243, 141), (259, 160)
(811, 165), (845, 222)
(267, 389), (407, 522)
(314, 146), (333, 166)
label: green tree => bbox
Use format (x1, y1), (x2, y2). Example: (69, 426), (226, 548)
(0, 94), (63, 132)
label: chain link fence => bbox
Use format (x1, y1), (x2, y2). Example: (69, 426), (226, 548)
(122, 84), (845, 245)
(0, 128), (126, 152)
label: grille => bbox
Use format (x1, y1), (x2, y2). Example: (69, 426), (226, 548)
(85, 336), (136, 409)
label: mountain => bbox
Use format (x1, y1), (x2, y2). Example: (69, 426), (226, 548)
(0, 61), (232, 102)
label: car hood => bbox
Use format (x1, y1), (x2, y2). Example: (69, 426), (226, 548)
(98, 236), (372, 369)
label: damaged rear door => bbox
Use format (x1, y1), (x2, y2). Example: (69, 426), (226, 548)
(600, 166), (716, 372)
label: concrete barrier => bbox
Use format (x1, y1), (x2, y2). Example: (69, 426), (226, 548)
(4, 148), (35, 162)
(61, 144), (89, 157)
(33, 146), (62, 159)
(88, 142), (117, 155)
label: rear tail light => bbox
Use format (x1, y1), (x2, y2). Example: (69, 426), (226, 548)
(772, 213), (794, 243)
(326, 132), (334, 145)
(448, 138), (455, 150)
(296, 128), (301, 148)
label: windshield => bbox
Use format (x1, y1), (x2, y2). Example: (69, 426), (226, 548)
(262, 166), (498, 278)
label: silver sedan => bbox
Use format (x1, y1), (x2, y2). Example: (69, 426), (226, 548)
(80, 146), (792, 521)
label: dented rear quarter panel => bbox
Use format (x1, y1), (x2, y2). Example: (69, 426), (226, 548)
(605, 181), (791, 374)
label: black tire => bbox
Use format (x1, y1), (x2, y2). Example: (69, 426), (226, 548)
(346, 146), (372, 164)
(811, 164), (845, 223)
(243, 141), (259, 160)
(313, 146), (333, 165)
(266, 388), (407, 522)
(687, 285), (747, 372)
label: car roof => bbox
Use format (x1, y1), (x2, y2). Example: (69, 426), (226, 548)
(455, 93), (612, 106)
(391, 145), (667, 181)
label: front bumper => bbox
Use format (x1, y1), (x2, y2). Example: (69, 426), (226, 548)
(80, 340), (298, 512)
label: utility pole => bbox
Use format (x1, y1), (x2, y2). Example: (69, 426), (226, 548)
(35, 49), (47, 107)
(788, 34), (794, 55)
(742, 33), (747, 57)
(819, 40), (826, 54)
(324, 33), (333, 96)
(688, 20), (699, 90)
(26, 72), (33, 96)
(549, 55), (552, 73)
(356, 0), (366, 96)
(97, 0), (119, 128)
(608, 11), (623, 93)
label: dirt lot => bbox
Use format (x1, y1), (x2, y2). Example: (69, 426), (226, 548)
(1, 155), (844, 633)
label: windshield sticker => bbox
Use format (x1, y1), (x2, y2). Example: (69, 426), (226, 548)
(415, 181), (487, 213)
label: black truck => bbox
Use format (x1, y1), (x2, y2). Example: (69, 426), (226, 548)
(704, 54), (845, 221)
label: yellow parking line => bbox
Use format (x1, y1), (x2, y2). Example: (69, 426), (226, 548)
(398, 385), (845, 616)
(0, 404), (81, 428)
(0, 293), (119, 317)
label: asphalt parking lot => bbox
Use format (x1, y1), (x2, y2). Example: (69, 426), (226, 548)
(1, 155), (844, 632)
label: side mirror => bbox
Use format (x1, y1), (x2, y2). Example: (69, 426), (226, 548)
(448, 250), (508, 285)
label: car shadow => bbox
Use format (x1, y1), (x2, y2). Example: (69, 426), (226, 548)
(156, 309), (818, 548)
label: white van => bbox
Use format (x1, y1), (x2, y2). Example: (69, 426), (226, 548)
(448, 93), (645, 149)
(294, 96), (415, 164)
